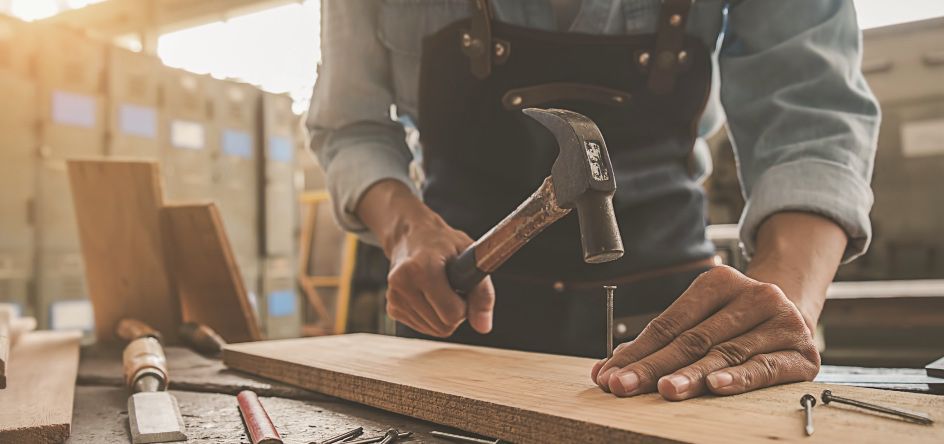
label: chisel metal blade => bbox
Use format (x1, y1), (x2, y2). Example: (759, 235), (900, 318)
(128, 391), (187, 444)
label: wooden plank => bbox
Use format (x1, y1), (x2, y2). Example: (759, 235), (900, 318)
(0, 331), (81, 443)
(224, 334), (944, 444)
(161, 203), (262, 343)
(67, 160), (181, 343)
(928, 357), (944, 379)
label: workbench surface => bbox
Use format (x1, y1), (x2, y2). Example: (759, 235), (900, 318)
(70, 345), (466, 443)
(69, 344), (942, 443)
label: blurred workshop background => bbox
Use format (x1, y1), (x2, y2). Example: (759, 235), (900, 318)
(0, 0), (942, 366)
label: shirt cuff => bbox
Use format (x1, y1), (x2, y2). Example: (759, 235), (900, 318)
(738, 159), (873, 263)
(325, 142), (419, 246)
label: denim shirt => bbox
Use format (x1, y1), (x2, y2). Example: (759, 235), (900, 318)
(308, 0), (880, 262)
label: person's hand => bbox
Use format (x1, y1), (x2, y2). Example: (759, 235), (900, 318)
(590, 265), (819, 400)
(384, 213), (496, 337)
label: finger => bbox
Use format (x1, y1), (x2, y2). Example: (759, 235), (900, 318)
(423, 256), (469, 328)
(657, 322), (812, 400)
(603, 287), (785, 396)
(596, 266), (745, 385)
(465, 277), (495, 334)
(414, 291), (457, 337)
(386, 296), (438, 336)
(706, 350), (819, 396)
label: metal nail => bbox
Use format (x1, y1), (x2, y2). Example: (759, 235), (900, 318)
(800, 394), (816, 436)
(378, 429), (400, 444)
(431, 430), (500, 444)
(604, 286), (616, 359)
(821, 390), (933, 425)
(345, 431), (412, 444)
(313, 426), (364, 444)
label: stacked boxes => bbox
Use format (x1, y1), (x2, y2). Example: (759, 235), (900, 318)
(160, 67), (214, 201)
(106, 47), (162, 159)
(210, 78), (261, 296)
(0, 16), (36, 316)
(33, 24), (106, 331)
(258, 92), (299, 338)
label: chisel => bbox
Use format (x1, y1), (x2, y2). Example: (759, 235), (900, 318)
(117, 318), (187, 444)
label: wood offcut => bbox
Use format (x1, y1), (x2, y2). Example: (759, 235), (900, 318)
(224, 334), (944, 444)
(0, 331), (81, 443)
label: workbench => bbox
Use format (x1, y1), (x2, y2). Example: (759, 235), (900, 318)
(69, 345), (942, 443)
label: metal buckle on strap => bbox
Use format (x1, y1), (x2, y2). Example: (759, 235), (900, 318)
(646, 0), (695, 94)
(461, 0), (509, 79)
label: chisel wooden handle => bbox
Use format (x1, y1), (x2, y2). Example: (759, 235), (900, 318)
(122, 337), (169, 392)
(178, 322), (226, 355)
(116, 318), (163, 343)
(237, 390), (283, 444)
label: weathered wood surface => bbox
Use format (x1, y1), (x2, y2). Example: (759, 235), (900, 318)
(0, 331), (81, 443)
(68, 386), (460, 443)
(225, 334), (944, 444)
(67, 160), (181, 343)
(162, 203), (261, 343)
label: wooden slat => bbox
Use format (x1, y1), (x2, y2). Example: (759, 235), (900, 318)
(224, 334), (944, 444)
(0, 331), (81, 443)
(162, 203), (261, 343)
(67, 160), (181, 343)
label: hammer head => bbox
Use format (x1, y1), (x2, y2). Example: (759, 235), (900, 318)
(523, 108), (624, 264)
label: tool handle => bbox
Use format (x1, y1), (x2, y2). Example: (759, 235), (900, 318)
(178, 322), (226, 355)
(116, 318), (163, 343)
(122, 336), (168, 391)
(446, 177), (569, 296)
(237, 390), (283, 444)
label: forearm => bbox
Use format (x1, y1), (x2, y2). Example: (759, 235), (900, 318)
(745, 211), (847, 332)
(356, 179), (442, 256)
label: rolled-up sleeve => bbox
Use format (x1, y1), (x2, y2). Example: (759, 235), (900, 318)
(307, 0), (418, 244)
(721, 0), (881, 262)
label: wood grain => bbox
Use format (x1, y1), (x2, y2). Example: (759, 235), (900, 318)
(67, 160), (181, 343)
(161, 203), (261, 343)
(0, 330), (81, 443)
(224, 334), (944, 444)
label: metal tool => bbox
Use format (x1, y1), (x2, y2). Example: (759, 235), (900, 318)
(445, 108), (624, 295)
(821, 389), (933, 425)
(377, 429), (400, 444)
(313, 426), (364, 444)
(344, 431), (412, 444)
(431, 430), (501, 443)
(178, 322), (227, 356)
(604, 285), (616, 359)
(800, 394), (816, 436)
(118, 318), (187, 444)
(237, 390), (284, 444)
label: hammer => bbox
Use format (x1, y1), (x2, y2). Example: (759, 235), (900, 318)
(446, 108), (624, 295)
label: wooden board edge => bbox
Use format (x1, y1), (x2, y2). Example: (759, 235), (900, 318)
(222, 348), (674, 444)
(0, 423), (70, 443)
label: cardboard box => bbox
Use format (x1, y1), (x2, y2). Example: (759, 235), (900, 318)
(259, 92), (298, 256)
(34, 24), (105, 95)
(259, 256), (300, 339)
(0, 14), (34, 77)
(160, 67), (214, 200)
(106, 46), (162, 158)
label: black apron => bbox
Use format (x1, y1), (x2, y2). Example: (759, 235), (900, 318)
(398, 0), (716, 357)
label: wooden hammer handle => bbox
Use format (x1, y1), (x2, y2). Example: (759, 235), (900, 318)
(446, 176), (570, 295)
(237, 390), (283, 444)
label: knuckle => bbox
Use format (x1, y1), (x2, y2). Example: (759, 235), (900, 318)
(644, 316), (683, 344)
(751, 354), (780, 385)
(699, 265), (738, 285)
(709, 341), (751, 366)
(631, 360), (660, 382)
(753, 282), (786, 302)
(674, 329), (715, 360)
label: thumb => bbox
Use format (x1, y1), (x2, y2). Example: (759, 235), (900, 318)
(466, 277), (496, 334)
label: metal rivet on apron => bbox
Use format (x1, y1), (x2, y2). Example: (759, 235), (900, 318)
(612, 95), (625, 104)
(510, 95), (523, 106)
(669, 14), (683, 27)
(461, 32), (472, 48)
(678, 50), (689, 63)
(494, 42), (507, 57)
(638, 52), (650, 66)
(552, 281), (566, 292)
(616, 323), (628, 336)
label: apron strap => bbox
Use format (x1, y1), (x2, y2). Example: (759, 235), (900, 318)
(647, 0), (695, 94)
(462, 0), (510, 79)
